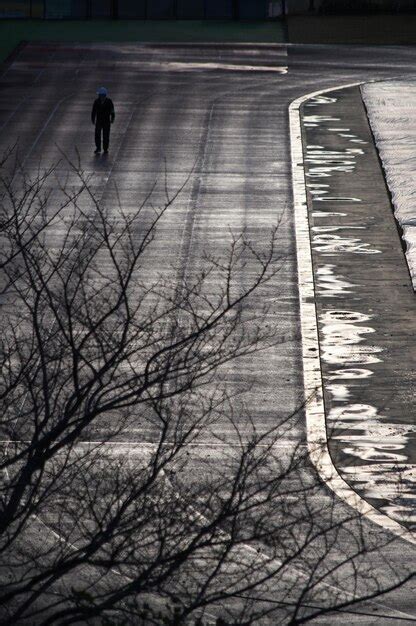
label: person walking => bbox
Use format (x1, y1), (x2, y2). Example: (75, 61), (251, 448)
(91, 87), (115, 154)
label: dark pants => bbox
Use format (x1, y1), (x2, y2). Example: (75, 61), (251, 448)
(95, 122), (111, 151)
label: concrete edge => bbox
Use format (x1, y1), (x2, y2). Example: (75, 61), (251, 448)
(289, 81), (416, 546)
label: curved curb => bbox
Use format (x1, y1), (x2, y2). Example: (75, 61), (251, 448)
(289, 82), (416, 546)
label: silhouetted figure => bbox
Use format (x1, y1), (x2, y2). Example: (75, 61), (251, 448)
(91, 87), (115, 154)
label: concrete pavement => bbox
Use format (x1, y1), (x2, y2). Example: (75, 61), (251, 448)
(2, 42), (416, 622)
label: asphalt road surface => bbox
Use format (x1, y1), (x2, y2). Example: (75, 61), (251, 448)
(2, 42), (416, 623)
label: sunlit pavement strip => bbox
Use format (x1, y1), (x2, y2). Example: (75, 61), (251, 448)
(290, 83), (416, 545)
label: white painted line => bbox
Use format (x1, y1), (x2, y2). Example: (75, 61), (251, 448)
(289, 82), (416, 546)
(162, 61), (288, 73)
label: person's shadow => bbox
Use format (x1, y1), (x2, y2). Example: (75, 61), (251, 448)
(92, 152), (109, 166)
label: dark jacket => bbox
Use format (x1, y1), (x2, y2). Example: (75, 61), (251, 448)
(91, 97), (115, 125)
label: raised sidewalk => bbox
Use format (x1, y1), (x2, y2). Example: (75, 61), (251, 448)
(298, 84), (416, 531)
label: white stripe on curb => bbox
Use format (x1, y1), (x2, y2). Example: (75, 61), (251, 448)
(289, 82), (416, 546)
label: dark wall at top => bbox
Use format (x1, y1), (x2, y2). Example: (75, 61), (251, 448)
(118, 0), (146, 18)
(118, 0), (267, 19)
(239, 0), (268, 18)
(286, 0), (416, 12)
(4, 0), (416, 18)
(90, 0), (111, 17)
(2, 0), (272, 19)
(146, 0), (175, 18)
(204, 0), (233, 18)
(177, 0), (205, 18)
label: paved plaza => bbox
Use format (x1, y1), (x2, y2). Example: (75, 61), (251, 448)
(1, 41), (416, 622)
